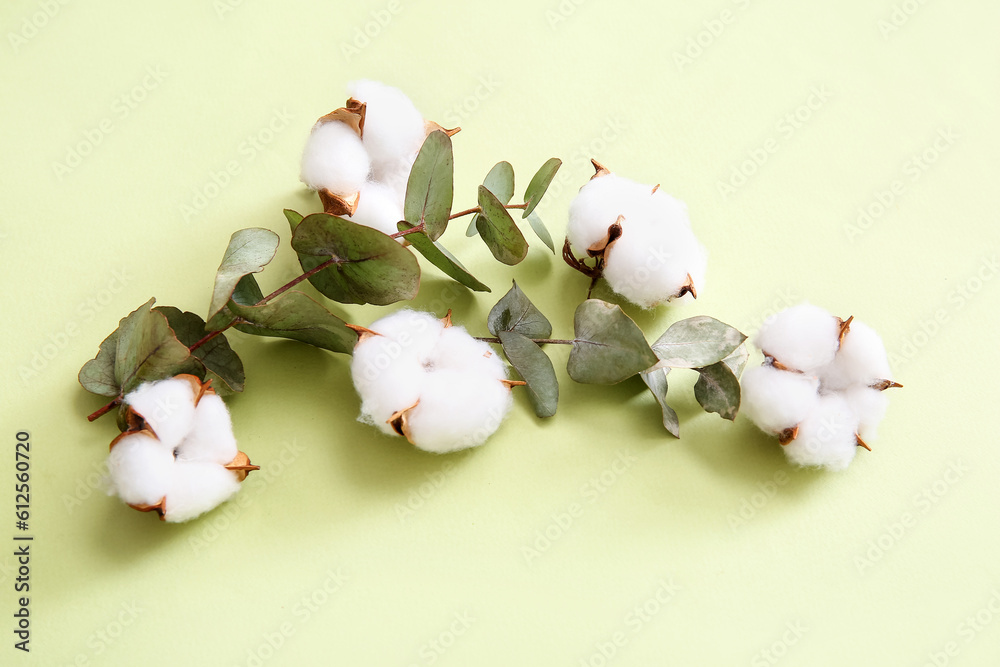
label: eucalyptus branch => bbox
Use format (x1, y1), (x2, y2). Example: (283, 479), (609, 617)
(449, 202), (527, 220)
(474, 337), (574, 345)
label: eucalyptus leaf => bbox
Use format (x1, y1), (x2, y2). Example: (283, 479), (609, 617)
(721, 342), (749, 379)
(526, 211), (555, 253)
(651, 316), (747, 368)
(693, 361), (741, 421)
(155, 306), (245, 393)
(466, 215), (480, 237)
(79, 298), (196, 398)
(78, 328), (121, 397)
(292, 213), (420, 305)
(487, 281), (551, 339)
(522, 157), (561, 218)
(207, 228), (280, 320)
(285, 209), (354, 303)
(476, 185), (528, 265)
(403, 130), (454, 241)
(498, 331), (558, 418)
(483, 161), (515, 204)
(640, 367), (680, 438)
(397, 222), (490, 292)
(567, 299), (657, 384)
(228, 290), (357, 355)
(206, 274), (264, 331)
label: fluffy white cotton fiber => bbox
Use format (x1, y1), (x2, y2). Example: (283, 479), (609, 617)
(741, 303), (897, 471)
(106, 377), (247, 522)
(754, 303), (840, 373)
(301, 80), (434, 238)
(350, 310), (513, 453)
(567, 172), (706, 308)
(300, 120), (371, 195)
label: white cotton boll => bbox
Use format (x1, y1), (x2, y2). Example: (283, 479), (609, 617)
(347, 80), (426, 172)
(346, 181), (405, 237)
(740, 365), (821, 435)
(754, 303), (840, 373)
(647, 190), (691, 228)
(300, 120), (371, 195)
(107, 433), (175, 507)
(429, 326), (506, 378)
(601, 222), (706, 308)
(821, 319), (893, 391)
(367, 309), (446, 360)
(371, 150), (417, 203)
(844, 386), (888, 442)
(125, 378), (196, 451)
(174, 394), (238, 465)
(567, 174), (651, 251)
(352, 347), (424, 435)
(163, 461), (241, 523)
(784, 394), (860, 471)
(404, 370), (513, 454)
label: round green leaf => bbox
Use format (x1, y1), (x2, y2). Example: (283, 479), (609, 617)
(208, 227), (280, 320)
(476, 185), (528, 265)
(156, 306), (245, 393)
(228, 290), (357, 355)
(291, 213), (420, 306)
(568, 299), (657, 384)
(651, 316), (747, 368)
(488, 281), (551, 339)
(483, 161), (515, 204)
(694, 362), (741, 421)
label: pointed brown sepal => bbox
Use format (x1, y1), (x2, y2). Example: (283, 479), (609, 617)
(345, 323), (381, 345)
(870, 379), (903, 391)
(855, 435), (872, 452)
(318, 189), (360, 217)
(651, 184), (660, 194)
(441, 310), (453, 328)
(837, 316), (854, 348)
(500, 379), (528, 389)
(778, 426), (799, 446)
(587, 216), (624, 258)
(128, 497), (167, 521)
(424, 120), (460, 137)
(590, 158), (610, 180)
(387, 401), (419, 443)
(225, 451), (260, 482)
(675, 274), (698, 300)
(316, 98), (366, 138)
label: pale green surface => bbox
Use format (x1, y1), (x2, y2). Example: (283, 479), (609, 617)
(1, 0), (999, 665)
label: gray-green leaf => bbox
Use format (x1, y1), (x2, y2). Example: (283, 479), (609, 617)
(487, 281), (551, 339)
(207, 228), (280, 321)
(397, 222), (490, 292)
(155, 306), (245, 393)
(694, 361), (741, 421)
(78, 329), (121, 397)
(651, 316), (747, 368)
(476, 185), (528, 265)
(291, 213), (420, 306)
(228, 290), (357, 355)
(567, 299), (657, 384)
(526, 211), (555, 253)
(483, 161), (515, 204)
(498, 331), (558, 418)
(721, 342), (749, 379)
(404, 130), (454, 241)
(640, 367), (680, 438)
(522, 157), (561, 218)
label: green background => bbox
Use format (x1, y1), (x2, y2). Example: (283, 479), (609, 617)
(2, 0), (998, 664)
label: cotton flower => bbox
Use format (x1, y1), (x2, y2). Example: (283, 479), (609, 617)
(106, 375), (257, 522)
(566, 164), (707, 308)
(299, 80), (458, 235)
(350, 310), (516, 454)
(741, 303), (901, 471)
